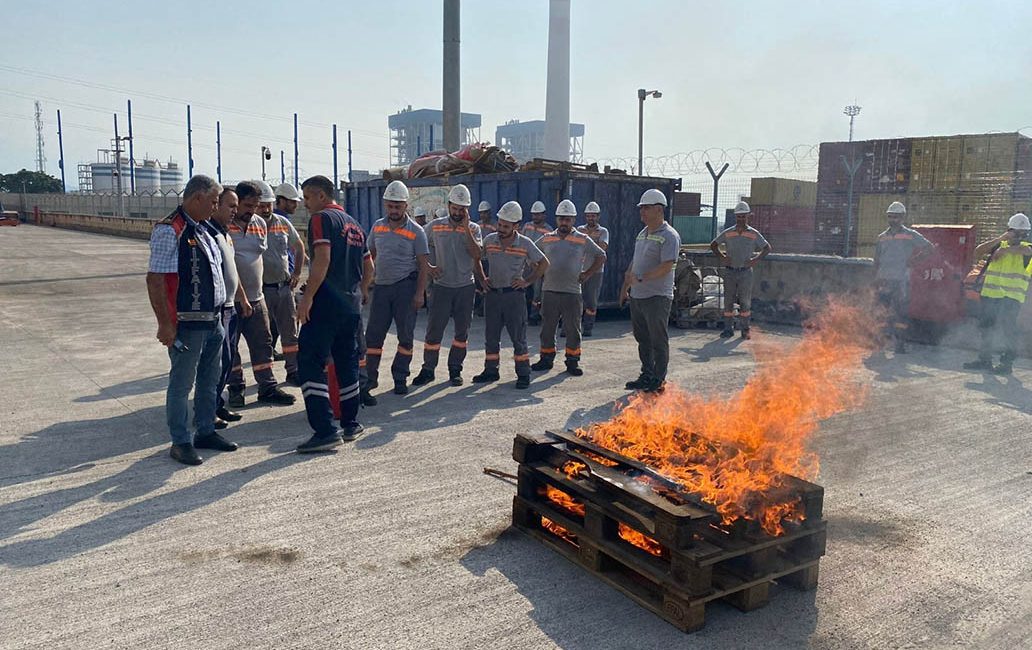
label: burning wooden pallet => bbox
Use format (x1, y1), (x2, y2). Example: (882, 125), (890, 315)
(511, 430), (826, 633)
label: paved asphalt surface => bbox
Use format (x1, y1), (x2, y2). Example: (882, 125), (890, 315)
(1, 225), (1029, 649)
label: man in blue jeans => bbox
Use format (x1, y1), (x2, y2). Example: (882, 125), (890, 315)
(146, 175), (239, 465)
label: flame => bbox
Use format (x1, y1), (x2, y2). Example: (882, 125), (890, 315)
(581, 451), (618, 467)
(541, 484), (586, 517)
(617, 523), (666, 557)
(576, 297), (879, 536)
(561, 460), (588, 479)
(541, 517), (578, 546)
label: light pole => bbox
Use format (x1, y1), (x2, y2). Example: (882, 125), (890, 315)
(637, 88), (662, 176)
(843, 104), (861, 142)
(261, 145), (271, 180)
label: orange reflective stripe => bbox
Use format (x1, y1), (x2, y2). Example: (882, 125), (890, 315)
(397, 346), (413, 356)
(451, 339), (468, 349)
(424, 343), (442, 351)
(565, 347), (581, 356)
(374, 224), (416, 240)
(540, 347), (556, 354)
(485, 353), (501, 361)
(281, 345), (299, 353)
(723, 311), (735, 317)
(252, 362), (273, 371)
(232, 365), (243, 372)
(739, 311), (752, 317)
(584, 309), (597, 315)
(366, 348), (383, 355)
(513, 354), (530, 362)
(358, 359), (367, 368)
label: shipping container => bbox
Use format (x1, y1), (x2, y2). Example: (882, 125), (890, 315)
(672, 191), (702, 216)
(672, 215), (713, 244)
(861, 138), (911, 194)
(905, 191), (961, 224)
(343, 170), (680, 308)
(857, 193), (902, 248)
(749, 177), (817, 207)
(813, 188), (856, 255)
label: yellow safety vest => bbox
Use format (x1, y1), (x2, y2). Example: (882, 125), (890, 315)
(981, 240), (1032, 303)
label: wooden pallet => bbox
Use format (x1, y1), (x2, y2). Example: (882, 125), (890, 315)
(511, 431), (826, 632)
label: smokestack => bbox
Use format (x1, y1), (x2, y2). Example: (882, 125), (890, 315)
(443, 0), (461, 152)
(543, 0), (571, 161)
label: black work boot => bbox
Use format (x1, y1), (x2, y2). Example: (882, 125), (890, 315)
(741, 328), (751, 340)
(472, 369), (500, 383)
(411, 369), (435, 386)
(963, 357), (993, 371)
(992, 356), (1014, 375)
(720, 326), (734, 338)
(515, 375), (530, 389)
(565, 361), (584, 376)
(393, 381), (409, 395)
(530, 357), (554, 372)
(449, 371), (463, 386)
(360, 389), (377, 406)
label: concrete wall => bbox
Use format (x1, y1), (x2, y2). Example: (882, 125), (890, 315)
(1, 192), (182, 220)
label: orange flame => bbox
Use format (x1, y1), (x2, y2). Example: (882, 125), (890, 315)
(561, 460), (588, 479)
(541, 484), (586, 517)
(576, 297), (879, 536)
(541, 517), (578, 546)
(617, 523), (665, 557)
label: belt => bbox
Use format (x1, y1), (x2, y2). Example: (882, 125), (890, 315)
(490, 287), (524, 293)
(263, 280), (290, 288)
(727, 266), (751, 272)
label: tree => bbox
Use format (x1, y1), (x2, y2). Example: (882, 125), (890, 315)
(0, 169), (64, 193)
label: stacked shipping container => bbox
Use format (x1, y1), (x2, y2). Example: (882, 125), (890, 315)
(815, 132), (1032, 257)
(747, 177), (818, 253)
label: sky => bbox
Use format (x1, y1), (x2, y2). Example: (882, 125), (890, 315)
(1, 0), (1030, 189)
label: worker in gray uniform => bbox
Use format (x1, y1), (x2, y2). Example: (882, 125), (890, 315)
(522, 200), (552, 324)
(412, 205), (428, 227)
(874, 201), (933, 354)
(413, 184), (483, 386)
(474, 200), (495, 317)
(364, 180), (431, 398)
(577, 200), (609, 336)
(473, 201), (549, 389)
(710, 201), (772, 340)
(531, 199), (606, 376)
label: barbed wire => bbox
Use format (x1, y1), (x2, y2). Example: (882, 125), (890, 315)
(591, 145), (820, 177)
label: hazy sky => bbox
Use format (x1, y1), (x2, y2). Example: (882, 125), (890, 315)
(1, 0), (1029, 188)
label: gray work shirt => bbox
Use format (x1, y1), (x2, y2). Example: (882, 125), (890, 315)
(577, 224), (610, 271)
(261, 213), (302, 284)
(368, 217), (430, 285)
(538, 230), (606, 294)
(712, 226), (769, 268)
(522, 221), (552, 243)
(630, 222), (681, 299)
(228, 214), (267, 302)
(482, 232), (545, 288)
(425, 217), (482, 288)
(875, 226), (932, 281)
(208, 223), (239, 306)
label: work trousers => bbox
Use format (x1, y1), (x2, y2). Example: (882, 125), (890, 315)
(483, 289), (531, 378)
(216, 305), (239, 412)
(527, 278), (544, 322)
(264, 282), (299, 374)
(354, 295), (368, 392)
(228, 297), (278, 395)
(298, 308), (361, 435)
(723, 267), (755, 330)
(365, 276), (419, 386)
(421, 284), (475, 374)
(540, 290), (584, 364)
(876, 280), (910, 341)
(977, 296), (1021, 363)
(630, 296), (673, 383)
(581, 272), (604, 333)
(166, 321), (224, 445)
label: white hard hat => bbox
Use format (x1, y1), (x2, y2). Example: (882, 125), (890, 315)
(478, 200), (491, 212)
(585, 201), (600, 214)
(497, 200), (523, 223)
(556, 199), (577, 217)
(436, 207), (448, 219)
(383, 180), (410, 202)
(413, 206), (426, 218)
(448, 184), (472, 207)
(637, 189), (667, 207)
(274, 182), (302, 202)
(734, 201), (751, 215)
(886, 201), (907, 216)
(1008, 212), (1031, 230)
(530, 200), (546, 214)
(255, 180), (276, 203)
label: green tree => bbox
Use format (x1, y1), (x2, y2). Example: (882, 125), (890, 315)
(0, 169), (64, 193)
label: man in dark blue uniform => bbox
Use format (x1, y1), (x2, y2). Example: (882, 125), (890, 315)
(294, 175), (373, 452)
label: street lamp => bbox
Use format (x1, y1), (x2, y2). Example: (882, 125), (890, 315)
(638, 88), (662, 176)
(261, 145), (272, 180)
(843, 105), (861, 142)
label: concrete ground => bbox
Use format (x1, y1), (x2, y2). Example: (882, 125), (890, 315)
(1, 224), (1029, 650)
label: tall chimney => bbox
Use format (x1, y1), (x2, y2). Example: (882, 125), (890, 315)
(543, 0), (571, 161)
(443, 0), (461, 152)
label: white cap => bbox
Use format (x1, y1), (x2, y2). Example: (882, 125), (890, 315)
(274, 183), (302, 201)
(556, 199), (577, 217)
(734, 201), (751, 215)
(1008, 212), (1031, 230)
(383, 180), (409, 202)
(448, 184), (472, 207)
(886, 201), (907, 216)
(436, 207), (448, 219)
(413, 206), (426, 217)
(530, 200), (546, 214)
(637, 189), (667, 207)
(478, 200), (491, 212)
(497, 200), (523, 223)
(255, 180), (276, 203)
(585, 201), (601, 214)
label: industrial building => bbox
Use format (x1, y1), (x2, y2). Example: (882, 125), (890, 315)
(77, 151), (183, 195)
(388, 106), (481, 166)
(495, 119), (584, 163)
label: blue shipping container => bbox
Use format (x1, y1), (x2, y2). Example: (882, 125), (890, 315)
(343, 170), (681, 308)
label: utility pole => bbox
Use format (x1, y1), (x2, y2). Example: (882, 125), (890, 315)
(34, 100), (46, 173)
(843, 104), (861, 142)
(114, 113), (125, 217)
(705, 161), (729, 239)
(841, 153), (862, 256)
(186, 105), (194, 178)
(442, 0), (461, 152)
(56, 109), (66, 192)
(216, 121), (222, 183)
(637, 89), (662, 175)
(127, 99), (136, 194)
(332, 124), (339, 194)
(293, 113), (299, 187)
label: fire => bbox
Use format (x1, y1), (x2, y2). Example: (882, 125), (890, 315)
(541, 484), (585, 517)
(576, 297), (879, 536)
(541, 517), (578, 546)
(561, 460), (588, 479)
(617, 523), (665, 557)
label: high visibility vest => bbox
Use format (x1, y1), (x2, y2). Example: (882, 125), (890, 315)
(981, 240), (1032, 303)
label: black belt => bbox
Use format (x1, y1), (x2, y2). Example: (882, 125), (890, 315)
(263, 280), (290, 288)
(490, 287), (525, 294)
(727, 266), (751, 272)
